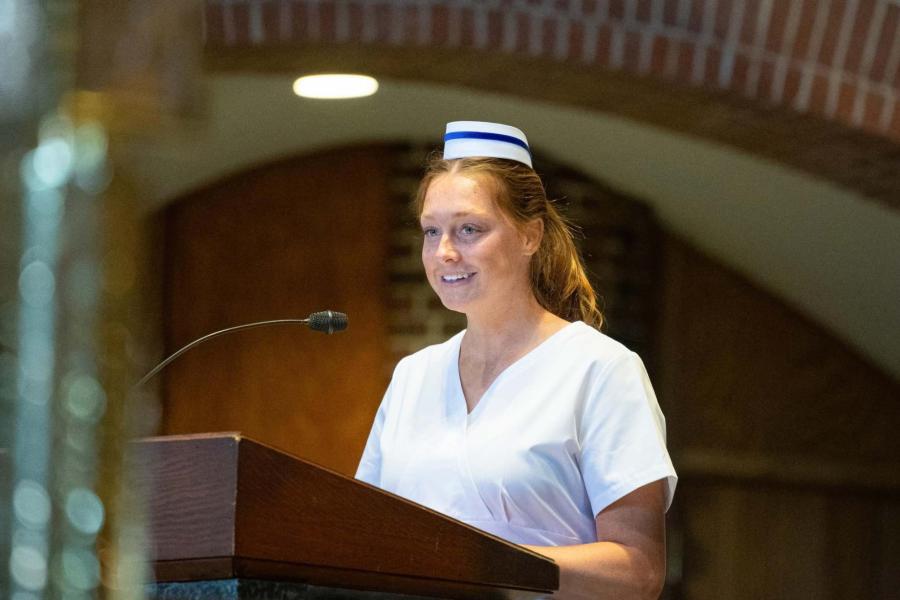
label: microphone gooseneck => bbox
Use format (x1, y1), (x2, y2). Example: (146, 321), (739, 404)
(135, 311), (348, 389)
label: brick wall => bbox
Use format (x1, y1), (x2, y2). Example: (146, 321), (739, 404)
(385, 144), (468, 372)
(384, 143), (661, 375)
(205, 0), (900, 142)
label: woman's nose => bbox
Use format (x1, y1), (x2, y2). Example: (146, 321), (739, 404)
(436, 235), (459, 261)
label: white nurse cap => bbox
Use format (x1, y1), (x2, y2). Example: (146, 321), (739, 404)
(442, 121), (533, 168)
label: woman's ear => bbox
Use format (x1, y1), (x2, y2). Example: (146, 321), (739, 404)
(522, 218), (544, 256)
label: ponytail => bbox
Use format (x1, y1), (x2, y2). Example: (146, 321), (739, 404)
(531, 204), (603, 327)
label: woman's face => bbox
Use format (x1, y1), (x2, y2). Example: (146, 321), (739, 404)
(420, 173), (538, 317)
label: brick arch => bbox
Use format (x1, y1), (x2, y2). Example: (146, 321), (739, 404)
(205, 0), (900, 140)
(204, 0), (900, 207)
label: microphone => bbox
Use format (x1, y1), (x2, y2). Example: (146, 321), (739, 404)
(307, 310), (348, 334)
(135, 310), (348, 388)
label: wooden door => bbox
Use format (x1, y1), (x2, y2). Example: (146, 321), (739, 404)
(162, 145), (390, 475)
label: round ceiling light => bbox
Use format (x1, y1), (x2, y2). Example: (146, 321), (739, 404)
(292, 74), (379, 99)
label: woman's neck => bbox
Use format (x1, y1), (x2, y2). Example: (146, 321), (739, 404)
(462, 295), (568, 361)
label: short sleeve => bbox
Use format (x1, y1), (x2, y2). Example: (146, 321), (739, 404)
(577, 351), (677, 517)
(355, 376), (393, 486)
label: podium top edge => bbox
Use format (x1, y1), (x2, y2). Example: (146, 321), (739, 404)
(135, 431), (245, 443)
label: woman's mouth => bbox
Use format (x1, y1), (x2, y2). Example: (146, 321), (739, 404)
(440, 272), (476, 283)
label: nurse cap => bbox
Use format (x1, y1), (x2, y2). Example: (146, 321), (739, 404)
(442, 121), (533, 168)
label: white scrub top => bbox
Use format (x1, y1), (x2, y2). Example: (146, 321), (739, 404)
(356, 321), (677, 546)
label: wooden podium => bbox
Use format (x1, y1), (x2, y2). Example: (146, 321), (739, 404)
(136, 433), (559, 599)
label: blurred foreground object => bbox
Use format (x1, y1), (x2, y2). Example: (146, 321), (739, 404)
(1, 0), (202, 597)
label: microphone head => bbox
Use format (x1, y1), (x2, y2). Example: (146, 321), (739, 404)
(307, 310), (348, 334)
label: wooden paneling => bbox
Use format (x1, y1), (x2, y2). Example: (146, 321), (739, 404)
(678, 481), (900, 600)
(658, 234), (900, 599)
(162, 146), (391, 475)
(658, 234), (900, 464)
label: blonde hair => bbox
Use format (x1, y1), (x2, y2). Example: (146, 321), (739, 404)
(414, 155), (603, 327)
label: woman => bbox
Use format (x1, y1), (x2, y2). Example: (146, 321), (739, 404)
(357, 121), (677, 600)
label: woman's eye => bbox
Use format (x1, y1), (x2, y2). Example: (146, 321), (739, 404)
(422, 227), (438, 237)
(460, 225), (479, 235)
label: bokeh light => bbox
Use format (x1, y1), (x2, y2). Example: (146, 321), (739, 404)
(12, 481), (51, 529)
(64, 489), (105, 536)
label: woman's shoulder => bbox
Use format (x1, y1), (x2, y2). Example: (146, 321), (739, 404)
(566, 321), (637, 364)
(392, 329), (466, 375)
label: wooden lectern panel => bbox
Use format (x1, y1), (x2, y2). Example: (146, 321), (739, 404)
(138, 433), (239, 560)
(135, 433), (558, 599)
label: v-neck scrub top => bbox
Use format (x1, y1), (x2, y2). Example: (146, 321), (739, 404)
(356, 321), (677, 546)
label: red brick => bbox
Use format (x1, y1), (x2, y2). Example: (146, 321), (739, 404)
(687, 0), (704, 33)
(319, 1), (336, 44)
(374, 3), (392, 44)
(460, 7), (475, 47)
(861, 91), (887, 133)
(291, 2), (308, 42)
(402, 5), (420, 45)
(231, 3), (250, 45)
(892, 55), (900, 90)
(756, 58), (776, 99)
(623, 30), (642, 72)
(704, 46), (722, 87)
(542, 16), (557, 55)
(205, 3), (225, 45)
(834, 80), (858, 121)
(347, 2), (364, 41)
(714, 0), (733, 41)
(582, 0), (600, 18)
(791, 0), (817, 59)
(515, 12), (530, 53)
(595, 24), (613, 65)
(662, 37), (680, 77)
(818, 0), (847, 68)
(731, 52), (751, 90)
(261, 2), (281, 43)
(568, 19), (585, 62)
(662, 0), (680, 27)
(765, 0), (790, 53)
(808, 73), (831, 114)
(431, 4), (449, 46)
(676, 41), (695, 82)
(887, 101), (900, 140)
(739, 0), (762, 46)
(610, 0), (626, 21)
(869, 6), (899, 82)
(781, 66), (803, 104)
(487, 9), (503, 49)
(844, 0), (877, 74)
(636, 0), (653, 23)
(650, 35), (670, 74)
(387, 293), (412, 311)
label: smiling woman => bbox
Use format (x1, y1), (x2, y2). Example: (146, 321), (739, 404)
(418, 173), (540, 321)
(356, 122), (677, 600)
(416, 151), (603, 330)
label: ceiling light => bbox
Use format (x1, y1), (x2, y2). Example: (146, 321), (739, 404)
(292, 74), (379, 99)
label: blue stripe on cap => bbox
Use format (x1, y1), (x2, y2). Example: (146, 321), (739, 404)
(444, 131), (530, 152)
